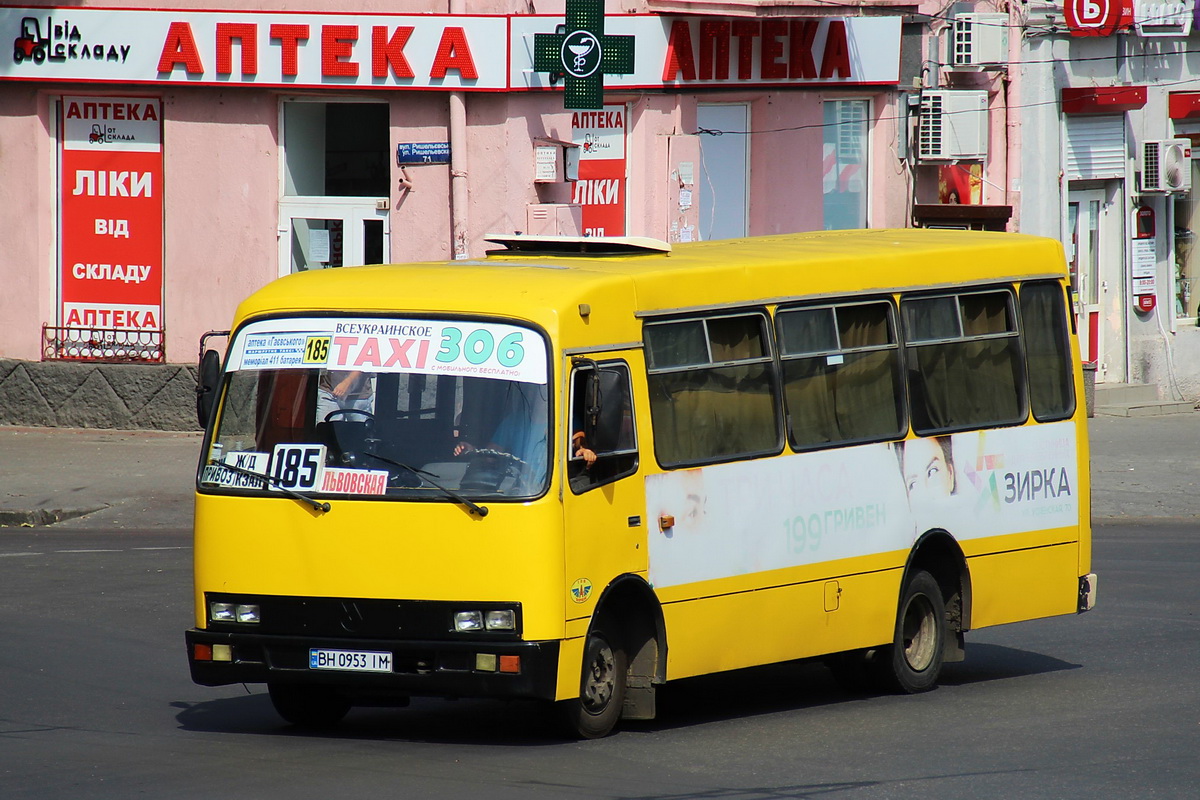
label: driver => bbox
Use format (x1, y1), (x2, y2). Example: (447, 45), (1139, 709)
(453, 383), (549, 493)
(315, 369), (374, 423)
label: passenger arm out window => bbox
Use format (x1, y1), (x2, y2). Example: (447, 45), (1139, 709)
(569, 360), (638, 493)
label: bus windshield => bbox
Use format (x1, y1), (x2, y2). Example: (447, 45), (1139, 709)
(200, 316), (550, 501)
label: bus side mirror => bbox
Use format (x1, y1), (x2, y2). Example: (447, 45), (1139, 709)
(196, 349), (222, 428)
(589, 368), (629, 454)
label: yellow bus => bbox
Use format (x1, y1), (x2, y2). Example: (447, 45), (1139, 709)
(187, 229), (1095, 738)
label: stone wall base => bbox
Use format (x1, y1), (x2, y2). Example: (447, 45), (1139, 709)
(0, 359), (200, 431)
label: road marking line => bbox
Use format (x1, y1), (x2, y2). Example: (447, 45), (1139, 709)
(131, 546), (192, 551)
(56, 549), (122, 553)
(0, 553), (43, 558)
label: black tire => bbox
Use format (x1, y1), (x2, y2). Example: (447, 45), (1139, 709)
(268, 683), (351, 729)
(877, 570), (946, 694)
(560, 628), (627, 739)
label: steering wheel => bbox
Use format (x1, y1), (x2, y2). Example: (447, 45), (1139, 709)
(321, 409), (377, 467)
(324, 408), (376, 424)
(459, 448), (526, 492)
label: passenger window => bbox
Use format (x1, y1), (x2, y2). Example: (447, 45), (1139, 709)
(568, 361), (638, 493)
(644, 312), (781, 467)
(777, 300), (904, 448)
(1020, 281), (1076, 421)
(902, 289), (1027, 434)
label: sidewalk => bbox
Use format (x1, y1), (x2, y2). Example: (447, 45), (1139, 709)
(0, 413), (1196, 529)
(0, 426), (201, 529)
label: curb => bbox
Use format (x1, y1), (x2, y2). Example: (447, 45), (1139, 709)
(0, 507), (106, 528)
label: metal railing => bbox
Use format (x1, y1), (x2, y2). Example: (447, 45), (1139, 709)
(41, 323), (165, 364)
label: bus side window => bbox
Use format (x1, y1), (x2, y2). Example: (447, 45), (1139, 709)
(777, 300), (905, 449)
(1020, 281), (1076, 422)
(901, 289), (1027, 434)
(644, 312), (782, 467)
(569, 361), (638, 493)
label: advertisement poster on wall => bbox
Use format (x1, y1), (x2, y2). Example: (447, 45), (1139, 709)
(59, 95), (164, 349)
(937, 164), (983, 204)
(572, 104), (626, 237)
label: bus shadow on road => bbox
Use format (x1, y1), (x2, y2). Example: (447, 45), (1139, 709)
(938, 642), (1081, 687)
(171, 643), (1079, 742)
(172, 692), (572, 745)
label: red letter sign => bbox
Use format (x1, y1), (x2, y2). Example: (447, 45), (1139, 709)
(1065, 0), (1125, 37)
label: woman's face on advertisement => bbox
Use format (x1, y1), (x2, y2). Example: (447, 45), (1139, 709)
(904, 437), (954, 504)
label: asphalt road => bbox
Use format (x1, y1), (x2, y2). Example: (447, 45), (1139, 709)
(0, 521), (1196, 799)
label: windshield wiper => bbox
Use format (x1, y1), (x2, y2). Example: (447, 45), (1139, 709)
(204, 460), (331, 514)
(360, 452), (489, 518)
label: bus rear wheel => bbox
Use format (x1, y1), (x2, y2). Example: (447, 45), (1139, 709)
(268, 683), (351, 729)
(560, 627), (627, 739)
(878, 570), (946, 694)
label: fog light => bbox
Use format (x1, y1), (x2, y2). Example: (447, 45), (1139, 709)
(210, 602), (235, 623)
(485, 610), (515, 631)
(235, 604), (260, 624)
(475, 653), (498, 672)
(212, 644), (233, 662)
(454, 611), (483, 632)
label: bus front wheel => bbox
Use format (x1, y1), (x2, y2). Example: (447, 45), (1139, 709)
(560, 627), (627, 739)
(268, 683), (351, 729)
(880, 570), (946, 694)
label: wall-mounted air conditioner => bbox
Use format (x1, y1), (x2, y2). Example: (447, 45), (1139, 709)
(917, 90), (989, 161)
(1140, 140), (1193, 193)
(951, 14), (1009, 68)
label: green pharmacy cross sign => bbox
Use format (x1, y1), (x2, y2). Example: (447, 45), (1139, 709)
(533, 0), (635, 110)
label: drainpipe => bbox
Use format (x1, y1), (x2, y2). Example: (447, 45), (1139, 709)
(449, 0), (468, 259)
(1004, 6), (1020, 230)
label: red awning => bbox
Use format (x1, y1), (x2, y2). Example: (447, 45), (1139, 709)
(1061, 86), (1147, 115)
(1169, 93), (1200, 119)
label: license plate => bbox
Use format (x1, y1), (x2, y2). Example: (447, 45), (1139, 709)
(309, 649), (393, 673)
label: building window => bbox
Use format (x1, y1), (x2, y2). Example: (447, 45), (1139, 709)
(1173, 157), (1200, 321)
(823, 99), (869, 230)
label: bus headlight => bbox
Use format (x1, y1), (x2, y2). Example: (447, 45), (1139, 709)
(210, 602), (236, 623)
(485, 610), (516, 631)
(210, 601), (260, 625)
(454, 609), (516, 632)
(454, 611), (484, 632)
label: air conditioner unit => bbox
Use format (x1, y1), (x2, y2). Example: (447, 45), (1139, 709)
(1140, 139), (1193, 193)
(951, 14), (1009, 68)
(917, 90), (989, 161)
(526, 203), (583, 236)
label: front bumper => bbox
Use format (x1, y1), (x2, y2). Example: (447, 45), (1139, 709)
(185, 628), (560, 701)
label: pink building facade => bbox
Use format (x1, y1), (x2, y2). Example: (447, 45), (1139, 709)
(0, 0), (920, 373)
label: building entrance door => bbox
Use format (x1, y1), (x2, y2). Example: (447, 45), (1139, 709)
(1067, 186), (1124, 382)
(280, 200), (388, 273)
(279, 100), (391, 275)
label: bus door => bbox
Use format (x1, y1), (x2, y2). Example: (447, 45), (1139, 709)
(562, 355), (646, 618)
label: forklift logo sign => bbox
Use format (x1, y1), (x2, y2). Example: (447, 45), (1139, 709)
(11, 14), (132, 65)
(561, 30), (601, 78)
